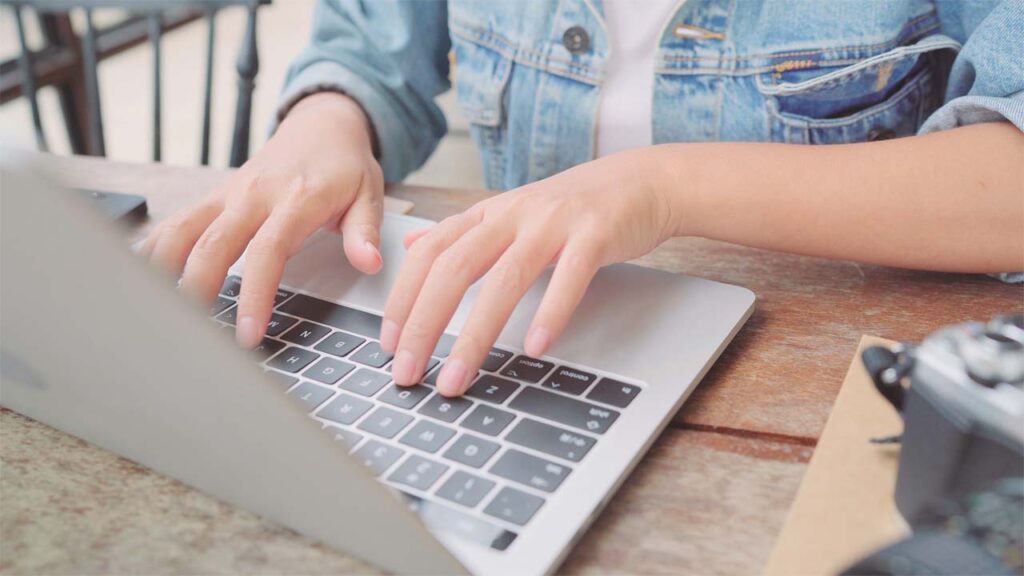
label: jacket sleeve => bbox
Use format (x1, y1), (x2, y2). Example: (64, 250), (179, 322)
(919, 0), (1024, 134)
(273, 0), (451, 182)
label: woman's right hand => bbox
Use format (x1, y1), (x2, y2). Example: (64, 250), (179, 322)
(140, 92), (385, 348)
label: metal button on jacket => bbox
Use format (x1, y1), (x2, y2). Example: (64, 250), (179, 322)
(562, 26), (590, 55)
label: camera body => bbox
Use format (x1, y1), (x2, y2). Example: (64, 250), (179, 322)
(866, 314), (1024, 522)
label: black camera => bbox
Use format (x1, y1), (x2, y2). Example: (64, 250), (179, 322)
(850, 314), (1024, 575)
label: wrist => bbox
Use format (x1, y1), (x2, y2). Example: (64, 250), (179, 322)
(640, 143), (711, 239)
(284, 91), (376, 153)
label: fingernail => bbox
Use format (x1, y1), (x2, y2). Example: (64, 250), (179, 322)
(438, 358), (469, 396)
(380, 319), (400, 352)
(525, 326), (551, 358)
(236, 316), (261, 348)
(391, 349), (417, 384)
(365, 240), (382, 267)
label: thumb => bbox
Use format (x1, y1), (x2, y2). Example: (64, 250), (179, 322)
(340, 180), (384, 274)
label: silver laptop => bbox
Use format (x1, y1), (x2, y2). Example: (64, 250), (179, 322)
(0, 158), (754, 575)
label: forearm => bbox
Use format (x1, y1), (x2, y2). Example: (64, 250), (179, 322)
(652, 122), (1024, 273)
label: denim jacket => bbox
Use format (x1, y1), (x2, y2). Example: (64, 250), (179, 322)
(278, 0), (1023, 191)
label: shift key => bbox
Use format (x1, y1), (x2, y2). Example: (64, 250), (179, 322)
(507, 387), (619, 434)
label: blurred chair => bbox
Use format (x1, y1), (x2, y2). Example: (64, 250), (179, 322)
(2, 0), (270, 166)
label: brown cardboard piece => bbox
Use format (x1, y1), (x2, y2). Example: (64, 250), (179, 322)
(763, 335), (910, 576)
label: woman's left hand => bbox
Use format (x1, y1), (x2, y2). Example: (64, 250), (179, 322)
(380, 149), (680, 396)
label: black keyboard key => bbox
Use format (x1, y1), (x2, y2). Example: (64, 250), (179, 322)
(286, 381), (333, 412)
(215, 306), (237, 325)
(353, 440), (403, 476)
(542, 366), (596, 396)
(464, 374), (520, 404)
(500, 355), (554, 383)
(357, 406), (414, 439)
(277, 294), (382, 339)
(265, 313), (299, 337)
(401, 493), (517, 551)
(461, 405), (515, 437)
(433, 333), (457, 358)
(273, 287), (294, 306)
(266, 346), (320, 373)
(210, 296), (234, 316)
(508, 386), (619, 434)
(388, 454), (449, 491)
(350, 341), (394, 368)
(252, 337), (286, 359)
(316, 393), (373, 426)
(436, 470), (495, 508)
(443, 434), (500, 468)
(388, 357), (439, 378)
(378, 385), (431, 409)
(586, 377), (641, 408)
(338, 368), (390, 397)
(325, 426), (363, 450)
(265, 370), (298, 388)
(423, 365), (476, 387)
(483, 487), (545, 527)
(314, 331), (366, 358)
(303, 357), (356, 385)
(481, 348), (513, 372)
(506, 419), (595, 462)
(418, 394), (473, 423)
(220, 275), (242, 298)
(282, 321), (331, 347)
(399, 420), (456, 453)
(490, 449), (570, 493)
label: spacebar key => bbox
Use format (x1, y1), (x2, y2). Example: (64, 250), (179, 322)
(399, 492), (517, 551)
(277, 294), (381, 339)
(508, 387), (619, 434)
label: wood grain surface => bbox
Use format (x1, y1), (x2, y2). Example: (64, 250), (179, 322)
(2, 153), (1020, 575)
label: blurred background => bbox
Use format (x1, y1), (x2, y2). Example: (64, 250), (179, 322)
(0, 0), (483, 189)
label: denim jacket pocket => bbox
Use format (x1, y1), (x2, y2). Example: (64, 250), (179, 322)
(452, 34), (513, 187)
(757, 36), (960, 144)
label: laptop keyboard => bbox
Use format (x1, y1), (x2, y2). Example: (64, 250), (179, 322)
(212, 276), (643, 552)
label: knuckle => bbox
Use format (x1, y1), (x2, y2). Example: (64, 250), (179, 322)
(488, 259), (524, 294)
(191, 226), (231, 259)
(247, 232), (289, 260)
(409, 231), (446, 259)
(434, 247), (474, 278)
(351, 221), (379, 241)
(399, 319), (433, 347)
(560, 247), (598, 273)
(453, 329), (489, 359)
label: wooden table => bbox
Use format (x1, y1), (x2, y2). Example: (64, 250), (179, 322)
(2, 153), (1021, 575)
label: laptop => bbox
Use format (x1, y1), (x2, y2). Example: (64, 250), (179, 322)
(0, 157), (755, 575)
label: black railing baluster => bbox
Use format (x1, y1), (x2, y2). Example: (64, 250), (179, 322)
(80, 7), (105, 156)
(228, 2), (258, 168)
(148, 12), (162, 162)
(200, 7), (216, 166)
(12, 4), (48, 152)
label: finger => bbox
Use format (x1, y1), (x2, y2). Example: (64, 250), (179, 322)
(149, 200), (222, 277)
(379, 207), (484, 353)
(437, 235), (560, 396)
(235, 200), (330, 347)
(523, 239), (601, 358)
(179, 204), (267, 305)
(138, 222), (163, 258)
(340, 175), (383, 274)
(389, 221), (514, 386)
(403, 227), (432, 249)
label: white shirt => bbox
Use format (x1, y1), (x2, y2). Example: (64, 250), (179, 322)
(596, 0), (679, 158)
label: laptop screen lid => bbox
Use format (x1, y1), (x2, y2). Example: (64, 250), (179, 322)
(0, 158), (466, 575)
